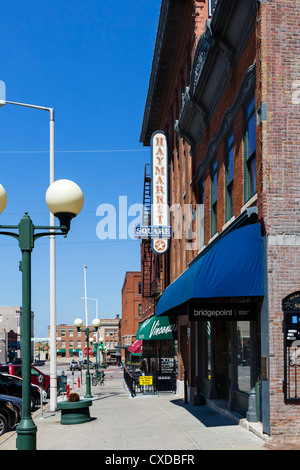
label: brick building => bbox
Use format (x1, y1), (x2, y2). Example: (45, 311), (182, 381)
(120, 271), (142, 362)
(139, 0), (300, 441)
(53, 315), (120, 364)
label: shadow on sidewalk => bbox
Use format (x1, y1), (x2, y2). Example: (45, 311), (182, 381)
(170, 398), (240, 428)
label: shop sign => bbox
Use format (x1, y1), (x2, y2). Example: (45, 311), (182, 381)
(282, 291), (300, 343)
(139, 376), (153, 385)
(137, 316), (177, 340)
(189, 302), (256, 321)
(282, 291), (300, 312)
(282, 291), (300, 402)
(134, 225), (171, 238)
(151, 131), (169, 254)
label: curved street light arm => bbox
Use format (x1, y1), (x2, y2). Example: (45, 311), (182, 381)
(4, 100), (54, 120)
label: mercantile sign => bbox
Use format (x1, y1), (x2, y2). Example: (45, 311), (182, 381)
(188, 302), (257, 321)
(134, 225), (171, 238)
(136, 315), (177, 340)
(151, 130), (169, 254)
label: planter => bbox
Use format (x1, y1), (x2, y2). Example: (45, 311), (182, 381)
(57, 399), (92, 425)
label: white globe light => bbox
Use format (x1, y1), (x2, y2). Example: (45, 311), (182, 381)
(92, 318), (101, 329)
(0, 184), (7, 214)
(46, 179), (84, 217)
(74, 318), (83, 328)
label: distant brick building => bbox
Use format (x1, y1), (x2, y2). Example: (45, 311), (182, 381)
(140, 0), (300, 442)
(54, 315), (120, 364)
(120, 271), (142, 361)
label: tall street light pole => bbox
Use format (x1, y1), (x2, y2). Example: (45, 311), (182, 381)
(81, 297), (99, 319)
(0, 82), (57, 411)
(0, 179), (84, 450)
(83, 266), (88, 327)
(82, 266), (92, 397)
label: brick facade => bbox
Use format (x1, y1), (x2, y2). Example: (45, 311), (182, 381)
(140, 0), (300, 441)
(54, 317), (120, 362)
(259, 0), (300, 440)
(120, 271), (142, 355)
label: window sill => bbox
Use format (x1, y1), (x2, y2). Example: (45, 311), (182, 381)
(241, 193), (257, 213)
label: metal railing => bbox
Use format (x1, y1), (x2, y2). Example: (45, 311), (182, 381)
(153, 371), (177, 393)
(123, 368), (177, 397)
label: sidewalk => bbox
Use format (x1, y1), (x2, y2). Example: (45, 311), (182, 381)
(0, 369), (269, 451)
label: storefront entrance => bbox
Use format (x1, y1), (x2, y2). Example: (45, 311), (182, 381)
(198, 313), (261, 418)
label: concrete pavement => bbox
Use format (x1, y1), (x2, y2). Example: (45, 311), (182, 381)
(0, 368), (269, 451)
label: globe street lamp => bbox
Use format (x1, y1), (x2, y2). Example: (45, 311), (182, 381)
(0, 179), (84, 451)
(0, 81), (58, 412)
(74, 317), (101, 398)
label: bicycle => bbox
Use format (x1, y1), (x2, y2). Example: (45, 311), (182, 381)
(92, 371), (105, 386)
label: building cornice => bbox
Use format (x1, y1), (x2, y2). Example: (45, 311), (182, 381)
(175, 0), (257, 154)
(140, 0), (185, 146)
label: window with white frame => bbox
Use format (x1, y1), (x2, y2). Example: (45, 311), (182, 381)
(211, 157), (218, 237)
(225, 130), (234, 221)
(244, 95), (256, 201)
(209, 0), (218, 17)
(198, 178), (205, 249)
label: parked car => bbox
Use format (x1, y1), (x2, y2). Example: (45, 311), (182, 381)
(0, 394), (22, 422)
(79, 360), (94, 369)
(32, 360), (45, 367)
(2, 374), (47, 404)
(0, 396), (18, 436)
(0, 372), (40, 410)
(69, 360), (81, 371)
(0, 364), (57, 398)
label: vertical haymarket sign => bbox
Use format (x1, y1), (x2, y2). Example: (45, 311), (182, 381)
(151, 130), (170, 254)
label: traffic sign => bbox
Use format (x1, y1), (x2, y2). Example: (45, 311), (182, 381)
(83, 347), (92, 357)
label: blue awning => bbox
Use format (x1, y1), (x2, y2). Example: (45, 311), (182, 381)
(156, 224), (264, 316)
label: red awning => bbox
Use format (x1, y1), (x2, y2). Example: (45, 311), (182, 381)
(127, 340), (143, 354)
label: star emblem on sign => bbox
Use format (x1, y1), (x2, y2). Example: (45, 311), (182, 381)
(154, 240), (166, 251)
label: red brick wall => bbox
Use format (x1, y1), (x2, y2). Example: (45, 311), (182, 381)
(260, 0), (300, 439)
(193, 29), (257, 243)
(150, 0), (211, 285)
(154, 0), (203, 382)
(142, 0), (300, 437)
(121, 272), (142, 345)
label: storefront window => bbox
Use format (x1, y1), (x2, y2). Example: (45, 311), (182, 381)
(143, 340), (177, 374)
(211, 158), (218, 236)
(236, 321), (251, 393)
(198, 178), (205, 249)
(244, 95), (256, 201)
(225, 130), (234, 221)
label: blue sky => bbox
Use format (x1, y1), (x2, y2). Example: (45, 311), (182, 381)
(0, 1), (161, 336)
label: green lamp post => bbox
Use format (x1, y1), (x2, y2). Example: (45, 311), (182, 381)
(74, 317), (101, 398)
(93, 336), (104, 381)
(93, 338), (99, 381)
(0, 179), (84, 451)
